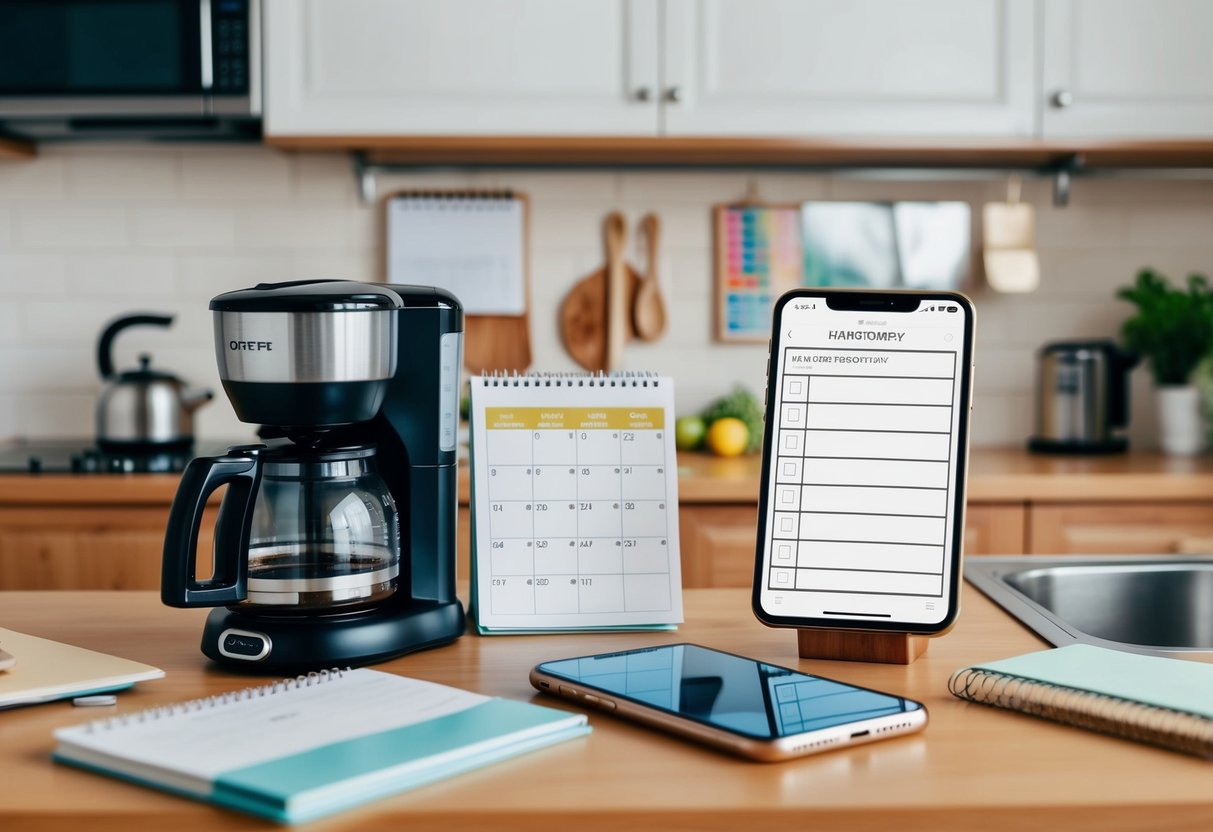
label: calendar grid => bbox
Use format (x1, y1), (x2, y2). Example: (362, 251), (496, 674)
(479, 407), (677, 620)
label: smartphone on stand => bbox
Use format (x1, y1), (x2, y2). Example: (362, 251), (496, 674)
(754, 290), (975, 635)
(531, 643), (927, 761)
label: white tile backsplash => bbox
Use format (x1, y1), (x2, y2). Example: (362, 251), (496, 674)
(183, 151), (291, 200)
(0, 144), (1211, 449)
(66, 151), (179, 199)
(64, 253), (177, 296)
(17, 204), (129, 248)
(0, 253), (67, 295)
(131, 203), (236, 248)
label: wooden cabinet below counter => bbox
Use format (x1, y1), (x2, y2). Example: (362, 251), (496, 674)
(0, 477), (215, 591)
(5, 449), (1213, 591)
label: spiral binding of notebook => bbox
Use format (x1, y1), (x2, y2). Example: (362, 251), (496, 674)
(82, 669), (349, 733)
(949, 665), (1213, 759)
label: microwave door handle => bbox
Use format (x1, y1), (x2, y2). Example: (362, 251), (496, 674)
(200, 0), (213, 90)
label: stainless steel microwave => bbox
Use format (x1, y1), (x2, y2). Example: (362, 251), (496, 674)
(0, 0), (260, 139)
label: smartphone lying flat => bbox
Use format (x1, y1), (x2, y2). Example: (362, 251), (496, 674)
(530, 643), (926, 761)
(755, 290), (975, 635)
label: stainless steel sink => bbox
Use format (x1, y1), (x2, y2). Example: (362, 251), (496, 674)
(965, 556), (1213, 655)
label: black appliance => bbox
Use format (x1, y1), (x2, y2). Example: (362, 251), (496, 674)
(0, 438), (233, 473)
(0, 0), (260, 140)
(1028, 340), (1140, 455)
(160, 281), (465, 672)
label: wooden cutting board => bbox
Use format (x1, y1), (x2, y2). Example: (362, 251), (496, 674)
(560, 212), (639, 372)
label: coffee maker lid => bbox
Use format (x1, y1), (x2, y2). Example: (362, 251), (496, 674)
(210, 280), (404, 313)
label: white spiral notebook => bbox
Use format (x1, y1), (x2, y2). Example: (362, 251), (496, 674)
(53, 669), (590, 823)
(469, 373), (684, 633)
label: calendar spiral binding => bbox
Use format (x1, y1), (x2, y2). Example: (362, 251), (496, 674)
(477, 370), (663, 388)
(388, 189), (518, 209)
(81, 668), (351, 734)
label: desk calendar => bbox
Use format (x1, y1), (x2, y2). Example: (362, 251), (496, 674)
(469, 374), (684, 633)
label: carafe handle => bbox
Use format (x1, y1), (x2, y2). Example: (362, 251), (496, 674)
(161, 446), (264, 608)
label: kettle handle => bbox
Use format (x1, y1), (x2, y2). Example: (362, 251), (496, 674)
(161, 447), (263, 608)
(97, 314), (174, 379)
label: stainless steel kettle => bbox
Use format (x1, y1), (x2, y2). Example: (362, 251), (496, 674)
(95, 313), (213, 449)
(1028, 339), (1139, 454)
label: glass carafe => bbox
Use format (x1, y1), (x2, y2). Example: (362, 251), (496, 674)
(161, 443), (400, 614)
(243, 446), (399, 611)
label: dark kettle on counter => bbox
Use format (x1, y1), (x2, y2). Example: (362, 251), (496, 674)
(95, 313), (213, 450)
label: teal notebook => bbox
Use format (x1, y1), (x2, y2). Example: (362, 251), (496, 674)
(949, 644), (1213, 759)
(53, 669), (590, 823)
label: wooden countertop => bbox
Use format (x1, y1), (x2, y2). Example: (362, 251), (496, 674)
(1, 587), (1210, 830)
(5, 448), (1213, 506)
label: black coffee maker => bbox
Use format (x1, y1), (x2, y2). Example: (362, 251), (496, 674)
(161, 281), (465, 671)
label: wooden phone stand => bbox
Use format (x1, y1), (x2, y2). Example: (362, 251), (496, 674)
(796, 628), (929, 665)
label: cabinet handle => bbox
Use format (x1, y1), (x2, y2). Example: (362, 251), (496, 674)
(634, 86), (652, 102)
(1051, 89), (1074, 109)
(664, 86), (682, 104)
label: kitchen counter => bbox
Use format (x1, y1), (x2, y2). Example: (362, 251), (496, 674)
(0, 586), (1210, 830)
(7, 447), (1213, 590)
(4, 447), (1213, 505)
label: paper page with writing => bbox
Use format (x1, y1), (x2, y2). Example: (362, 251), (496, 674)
(470, 375), (684, 632)
(386, 194), (526, 315)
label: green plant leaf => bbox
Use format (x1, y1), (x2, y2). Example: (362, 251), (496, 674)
(1118, 268), (1213, 386)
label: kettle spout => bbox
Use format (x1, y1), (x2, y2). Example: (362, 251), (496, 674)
(182, 389), (215, 413)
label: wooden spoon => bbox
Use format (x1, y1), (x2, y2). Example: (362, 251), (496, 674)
(559, 212), (639, 371)
(633, 213), (667, 341)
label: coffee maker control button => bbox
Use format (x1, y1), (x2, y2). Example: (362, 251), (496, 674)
(218, 628), (271, 661)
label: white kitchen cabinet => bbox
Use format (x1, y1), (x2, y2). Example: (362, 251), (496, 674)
(1042, 0), (1213, 138)
(265, 0), (1212, 144)
(265, 0), (1038, 140)
(660, 0), (1037, 137)
(264, 0), (659, 136)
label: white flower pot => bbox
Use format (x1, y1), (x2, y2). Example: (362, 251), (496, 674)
(1156, 385), (1204, 456)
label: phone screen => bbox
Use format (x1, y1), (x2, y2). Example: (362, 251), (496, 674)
(537, 644), (921, 739)
(756, 292), (973, 630)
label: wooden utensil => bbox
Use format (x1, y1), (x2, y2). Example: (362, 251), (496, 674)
(463, 313), (532, 374)
(632, 213), (667, 341)
(560, 212), (639, 371)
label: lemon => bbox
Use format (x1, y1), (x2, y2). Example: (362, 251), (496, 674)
(705, 417), (749, 457)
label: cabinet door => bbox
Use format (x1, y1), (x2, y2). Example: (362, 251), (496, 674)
(964, 503), (1026, 555)
(662, 0), (1036, 136)
(1028, 502), (1213, 554)
(0, 506), (217, 590)
(265, 0), (660, 136)
(679, 504), (757, 588)
(1042, 0), (1213, 137)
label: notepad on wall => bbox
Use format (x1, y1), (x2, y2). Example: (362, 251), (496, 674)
(469, 373), (684, 634)
(949, 644), (1213, 759)
(54, 668), (590, 824)
(385, 190), (527, 315)
(0, 628), (162, 709)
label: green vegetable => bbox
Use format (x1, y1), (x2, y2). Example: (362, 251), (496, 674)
(701, 386), (763, 454)
(1118, 269), (1213, 386)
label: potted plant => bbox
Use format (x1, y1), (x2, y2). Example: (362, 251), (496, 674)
(1118, 269), (1213, 455)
